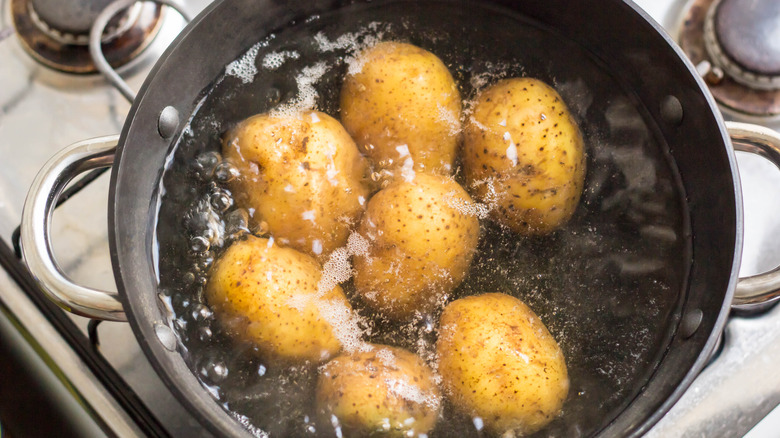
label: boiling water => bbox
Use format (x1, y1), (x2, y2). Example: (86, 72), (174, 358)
(155, 3), (689, 437)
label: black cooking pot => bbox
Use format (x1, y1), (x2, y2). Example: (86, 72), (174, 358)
(20, 0), (780, 436)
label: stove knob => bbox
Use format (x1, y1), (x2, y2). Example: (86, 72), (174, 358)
(703, 0), (780, 90)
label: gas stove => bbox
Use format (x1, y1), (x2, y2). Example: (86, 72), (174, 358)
(1, 0), (779, 436)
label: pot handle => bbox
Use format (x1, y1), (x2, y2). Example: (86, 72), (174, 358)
(20, 135), (127, 322)
(728, 121), (780, 311)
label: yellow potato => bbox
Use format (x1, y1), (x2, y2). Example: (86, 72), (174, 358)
(223, 111), (370, 259)
(353, 173), (480, 321)
(463, 77), (586, 235)
(436, 293), (569, 435)
(316, 344), (441, 437)
(340, 41), (462, 175)
(205, 235), (355, 364)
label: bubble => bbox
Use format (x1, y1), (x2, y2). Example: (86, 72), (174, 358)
(200, 358), (229, 384)
(191, 303), (214, 322)
(182, 271), (196, 285)
(422, 316), (434, 334)
(257, 221), (270, 236)
(174, 317), (187, 332)
(194, 251), (215, 272)
(225, 209), (250, 237)
(190, 235), (210, 253)
(214, 161), (240, 183)
(193, 152), (222, 180)
(210, 190), (234, 212)
(198, 326), (213, 342)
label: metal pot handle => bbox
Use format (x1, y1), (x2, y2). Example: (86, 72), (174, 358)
(20, 135), (127, 322)
(728, 121), (780, 311)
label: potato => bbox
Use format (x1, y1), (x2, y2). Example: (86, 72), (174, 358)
(205, 235), (356, 364)
(436, 293), (569, 435)
(340, 42), (462, 175)
(353, 173), (480, 321)
(223, 111), (370, 259)
(316, 344), (441, 437)
(463, 77), (586, 235)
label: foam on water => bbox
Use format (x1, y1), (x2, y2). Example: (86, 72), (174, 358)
(386, 377), (440, 411)
(270, 62), (329, 118)
(312, 24), (387, 77)
(225, 42), (263, 84)
(443, 189), (491, 219)
(437, 104), (461, 136)
(261, 50), (300, 70)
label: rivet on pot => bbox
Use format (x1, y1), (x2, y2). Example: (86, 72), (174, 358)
(680, 308), (704, 339)
(660, 95), (684, 126)
(158, 106), (180, 139)
(154, 322), (177, 351)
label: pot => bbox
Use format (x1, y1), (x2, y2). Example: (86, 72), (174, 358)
(19, 0), (780, 436)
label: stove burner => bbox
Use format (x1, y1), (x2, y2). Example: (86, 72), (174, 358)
(705, 0), (780, 90)
(679, 0), (780, 120)
(11, 0), (164, 74)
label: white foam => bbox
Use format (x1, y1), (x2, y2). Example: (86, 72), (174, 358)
(437, 104), (461, 136)
(443, 190), (490, 219)
(400, 157), (415, 182)
(468, 116), (490, 133)
(313, 25), (383, 53)
(312, 25), (386, 77)
(506, 141), (518, 166)
(325, 147), (340, 186)
(318, 247), (352, 293)
(261, 50), (300, 70)
(396, 144), (410, 158)
(346, 232), (370, 256)
(302, 210), (316, 222)
(375, 347), (397, 368)
(271, 62), (330, 118)
(225, 42), (262, 84)
(312, 240), (323, 255)
(318, 298), (368, 353)
(502, 131), (519, 166)
(386, 377), (440, 411)
(230, 412), (269, 438)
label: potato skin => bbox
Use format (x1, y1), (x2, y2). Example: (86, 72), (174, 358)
(353, 173), (480, 321)
(316, 344), (441, 437)
(223, 111), (370, 259)
(340, 42), (462, 175)
(463, 78), (586, 235)
(436, 293), (569, 435)
(205, 235), (353, 364)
